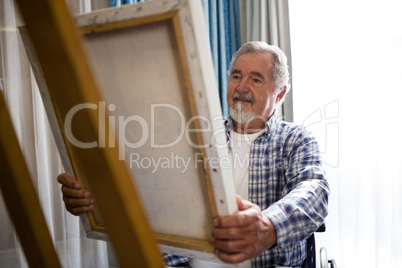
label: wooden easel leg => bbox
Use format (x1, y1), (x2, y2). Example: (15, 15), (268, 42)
(13, 0), (164, 267)
(0, 91), (61, 268)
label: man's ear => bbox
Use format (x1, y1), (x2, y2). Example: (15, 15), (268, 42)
(275, 87), (287, 103)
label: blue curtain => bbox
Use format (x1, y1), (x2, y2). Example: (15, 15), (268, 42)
(201, 0), (240, 116)
(109, 0), (240, 116)
(109, 0), (145, 5)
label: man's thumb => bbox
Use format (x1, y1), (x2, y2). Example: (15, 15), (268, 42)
(236, 195), (253, 211)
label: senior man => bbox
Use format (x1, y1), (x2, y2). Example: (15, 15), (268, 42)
(58, 41), (329, 267)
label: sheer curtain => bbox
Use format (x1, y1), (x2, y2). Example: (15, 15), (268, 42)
(238, 0), (293, 122)
(0, 0), (112, 267)
(289, 1), (402, 267)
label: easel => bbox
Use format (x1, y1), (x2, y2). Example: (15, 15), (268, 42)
(0, 87), (61, 268)
(0, 0), (164, 266)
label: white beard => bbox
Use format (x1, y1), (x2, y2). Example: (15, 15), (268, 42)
(229, 101), (255, 124)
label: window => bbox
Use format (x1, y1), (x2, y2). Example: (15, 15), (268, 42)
(289, 1), (402, 267)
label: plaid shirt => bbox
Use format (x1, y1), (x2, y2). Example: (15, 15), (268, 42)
(166, 112), (329, 267)
(228, 112), (329, 267)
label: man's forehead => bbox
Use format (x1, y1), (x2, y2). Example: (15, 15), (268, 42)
(232, 53), (274, 73)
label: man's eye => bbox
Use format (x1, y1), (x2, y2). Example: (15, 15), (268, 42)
(253, 78), (261, 83)
(231, 75), (240, 80)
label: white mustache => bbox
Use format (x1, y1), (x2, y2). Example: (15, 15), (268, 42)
(233, 92), (255, 104)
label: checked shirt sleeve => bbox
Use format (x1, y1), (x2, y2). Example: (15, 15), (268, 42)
(163, 254), (190, 267)
(262, 127), (330, 247)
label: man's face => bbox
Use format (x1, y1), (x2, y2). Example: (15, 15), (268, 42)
(227, 52), (281, 129)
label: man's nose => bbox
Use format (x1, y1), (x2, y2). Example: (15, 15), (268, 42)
(236, 78), (250, 93)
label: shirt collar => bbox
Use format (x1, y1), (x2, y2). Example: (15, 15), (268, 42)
(224, 110), (279, 139)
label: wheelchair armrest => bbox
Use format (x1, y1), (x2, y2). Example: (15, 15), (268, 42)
(316, 223), (326, 233)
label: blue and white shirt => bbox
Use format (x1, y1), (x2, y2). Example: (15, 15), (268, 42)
(225, 112), (329, 267)
(165, 112), (330, 267)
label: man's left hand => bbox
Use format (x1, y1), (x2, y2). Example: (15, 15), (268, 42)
(212, 195), (277, 263)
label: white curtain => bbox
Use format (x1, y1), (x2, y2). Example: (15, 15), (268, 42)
(239, 0), (294, 122)
(289, 0), (402, 267)
(0, 0), (115, 267)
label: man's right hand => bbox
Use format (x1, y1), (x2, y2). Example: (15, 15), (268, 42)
(57, 173), (95, 216)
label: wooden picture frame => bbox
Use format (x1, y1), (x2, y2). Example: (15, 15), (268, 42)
(21, 0), (237, 262)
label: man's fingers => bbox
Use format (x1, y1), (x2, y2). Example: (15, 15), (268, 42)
(215, 249), (248, 264)
(57, 173), (81, 189)
(214, 237), (249, 253)
(57, 173), (95, 216)
(61, 185), (90, 199)
(213, 230), (255, 263)
(212, 199), (278, 264)
(66, 205), (94, 216)
(214, 209), (260, 229)
(215, 198), (261, 229)
(63, 196), (94, 208)
(213, 226), (247, 240)
(63, 196), (94, 216)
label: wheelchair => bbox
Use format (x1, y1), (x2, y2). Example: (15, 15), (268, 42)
(303, 224), (337, 268)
